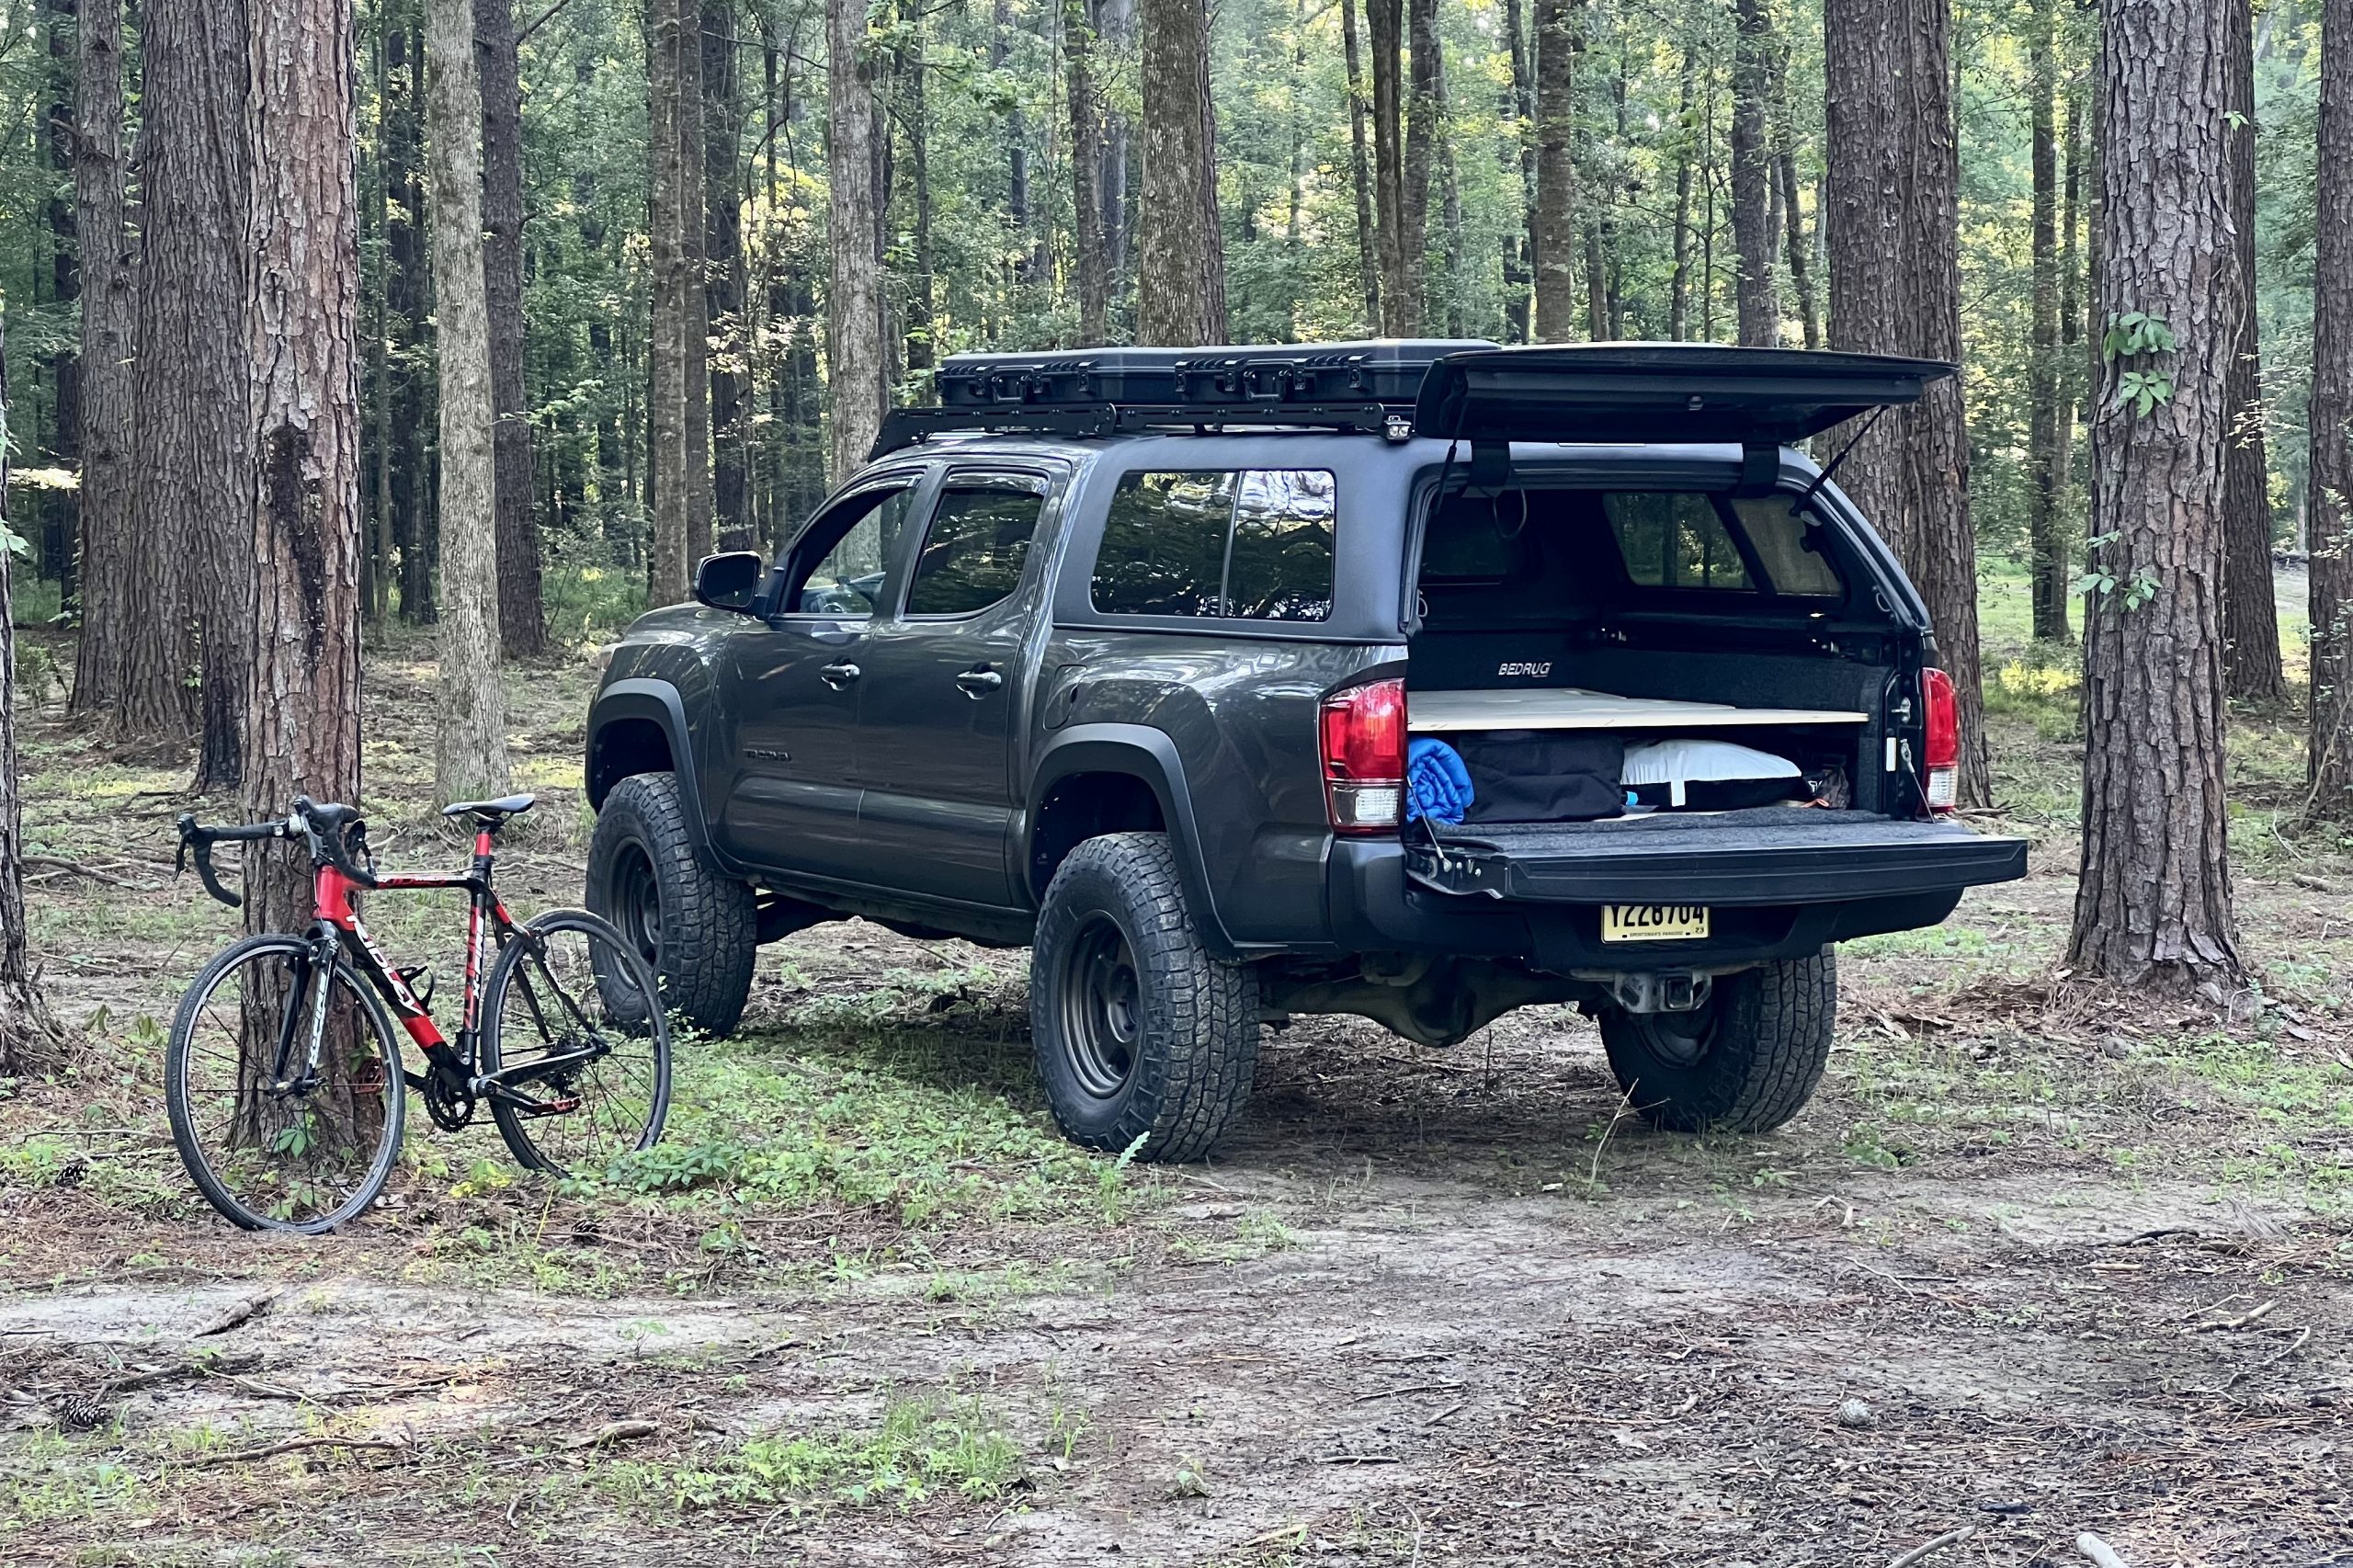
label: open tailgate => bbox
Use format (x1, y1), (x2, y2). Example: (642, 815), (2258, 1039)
(1414, 344), (1956, 447)
(1405, 810), (2027, 905)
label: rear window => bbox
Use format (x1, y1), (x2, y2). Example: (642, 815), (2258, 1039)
(1603, 491), (1840, 598)
(1093, 469), (1336, 621)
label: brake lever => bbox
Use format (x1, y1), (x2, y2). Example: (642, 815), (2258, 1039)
(174, 814), (244, 910)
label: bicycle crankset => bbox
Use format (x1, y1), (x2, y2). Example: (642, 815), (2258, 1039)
(423, 1070), (477, 1131)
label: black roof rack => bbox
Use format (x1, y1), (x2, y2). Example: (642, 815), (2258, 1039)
(870, 340), (1494, 460)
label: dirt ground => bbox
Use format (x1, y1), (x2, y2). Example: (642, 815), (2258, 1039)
(3, 630), (2348, 1566)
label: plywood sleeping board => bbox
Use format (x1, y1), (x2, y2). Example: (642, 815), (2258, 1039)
(1409, 687), (1868, 733)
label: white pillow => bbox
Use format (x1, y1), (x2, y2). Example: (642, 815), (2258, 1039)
(1622, 739), (1800, 809)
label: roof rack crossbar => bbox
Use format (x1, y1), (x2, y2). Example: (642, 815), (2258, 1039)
(870, 401), (1401, 460)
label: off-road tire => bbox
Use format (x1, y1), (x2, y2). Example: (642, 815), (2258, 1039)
(1598, 949), (1836, 1133)
(1030, 833), (1260, 1163)
(587, 772), (756, 1037)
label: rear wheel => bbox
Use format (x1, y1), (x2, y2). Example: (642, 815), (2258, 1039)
(1598, 950), (1836, 1133)
(1030, 834), (1259, 1163)
(165, 936), (407, 1233)
(483, 910), (673, 1175)
(586, 772), (756, 1036)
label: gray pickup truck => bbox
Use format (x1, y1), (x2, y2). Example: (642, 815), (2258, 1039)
(583, 342), (2025, 1161)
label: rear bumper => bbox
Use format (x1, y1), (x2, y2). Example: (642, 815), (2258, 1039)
(1325, 815), (2022, 974)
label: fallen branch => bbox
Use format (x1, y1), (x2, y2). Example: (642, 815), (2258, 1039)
(191, 1290), (282, 1338)
(23, 855), (147, 888)
(2076, 1533), (2128, 1568)
(2257, 1325), (2313, 1369)
(2193, 1299), (2276, 1333)
(1889, 1525), (1976, 1568)
(558, 1417), (659, 1451)
(181, 1434), (410, 1469)
(1350, 1381), (1464, 1404)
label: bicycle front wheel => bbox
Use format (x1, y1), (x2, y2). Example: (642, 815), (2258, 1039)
(165, 935), (408, 1233)
(482, 910), (672, 1175)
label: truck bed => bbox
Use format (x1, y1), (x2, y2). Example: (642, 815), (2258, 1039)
(1404, 807), (2029, 906)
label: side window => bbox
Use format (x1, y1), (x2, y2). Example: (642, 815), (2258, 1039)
(905, 477), (1049, 617)
(1729, 495), (1844, 597)
(786, 485), (919, 616)
(1091, 469), (1336, 622)
(1604, 492), (1756, 592)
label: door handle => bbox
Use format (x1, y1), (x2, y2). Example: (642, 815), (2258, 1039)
(820, 662), (862, 689)
(957, 667), (1006, 698)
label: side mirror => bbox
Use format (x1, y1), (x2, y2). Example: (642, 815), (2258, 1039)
(694, 551), (764, 613)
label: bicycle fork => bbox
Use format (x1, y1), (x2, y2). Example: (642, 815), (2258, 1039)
(267, 936), (342, 1097)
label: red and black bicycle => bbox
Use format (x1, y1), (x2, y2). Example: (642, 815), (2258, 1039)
(165, 794), (672, 1233)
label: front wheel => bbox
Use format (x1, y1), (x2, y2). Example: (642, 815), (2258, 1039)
(165, 935), (408, 1233)
(482, 909), (673, 1175)
(1598, 950), (1836, 1133)
(586, 772), (756, 1037)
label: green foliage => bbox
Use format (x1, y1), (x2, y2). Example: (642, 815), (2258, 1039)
(663, 1392), (1024, 1510)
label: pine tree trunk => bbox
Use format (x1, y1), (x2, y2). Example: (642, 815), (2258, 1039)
(680, 0), (713, 568)
(69, 0), (135, 719)
(1502, 0), (1534, 341)
(1529, 0), (1577, 340)
(1, 312), (64, 1076)
(826, 0), (887, 483)
(2308, 0), (2353, 804)
(478, 0), (544, 658)
(649, 0), (689, 596)
(1729, 0), (1778, 347)
(1824, 0), (1988, 808)
(389, 5), (436, 625)
(1068, 0), (1111, 345)
(707, 0), (752, 549)
(1135, 0), (1226, 344)
(1402, 0), (1437, 322)
(119, 0), (249, 751)
(1668, 42), (1694, 340)
(2068, 0), (2243, 989)
(2059, 76), (2084, 554)
(42, 2), (81, 619)
(242, 0), (369, 1122)
(2221, 0), (2284, 700)
(1775, 142), (1818, 349)
(1366, 0), (1411, 335)
(2028, 0), (2068, 642)
(426, 0), (510, 808)
(369, 19), (396, 627)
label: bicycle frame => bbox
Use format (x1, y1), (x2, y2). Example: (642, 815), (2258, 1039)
(272, 828), (528, 1095)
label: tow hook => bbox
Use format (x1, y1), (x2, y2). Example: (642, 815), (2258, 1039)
(1594, 971), (1713, 1016)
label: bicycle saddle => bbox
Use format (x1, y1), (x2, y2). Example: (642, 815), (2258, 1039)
(441, 793), (538, 825)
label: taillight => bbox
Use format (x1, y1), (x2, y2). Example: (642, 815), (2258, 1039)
(1922, 667), (1959, 812)
(1321, 678), (1407, 834)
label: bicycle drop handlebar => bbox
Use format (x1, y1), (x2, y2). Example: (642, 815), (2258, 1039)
(175, 798), (376, 910)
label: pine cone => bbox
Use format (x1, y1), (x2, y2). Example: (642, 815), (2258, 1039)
(53, 1391), (110, 1432)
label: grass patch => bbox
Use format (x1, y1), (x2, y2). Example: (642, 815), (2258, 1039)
(643, 1392), (1025, 1512)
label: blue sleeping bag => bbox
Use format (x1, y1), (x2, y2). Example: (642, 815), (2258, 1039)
(1406, 738), (1475, 824)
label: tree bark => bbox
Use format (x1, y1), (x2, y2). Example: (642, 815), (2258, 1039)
(1529, 0), (1577, 340)
(242, 0), (369, 1090)
(826, 0), (887, 483)
(1729, 0), (1778, 346)
(1067, 0), (1110, 345)
(680, 0), (713, 568)
(707, 0), (752, 550)
(1366, 0), (1411, 335)
(2309, 0), (2353, 804)
(1668, 41), (1694, 339)
(1135, 0), (1227, 345)
(2221, 0), (2283, 700)
(427, 0), (511, 807)
(387, 4), (435, 626)
(118, 0), (250, 756)
(2068, 0), (2243, 988)
(1502, 0), (1534, 341)
(477, 0), (545, 657)
(649, 0), (689, 596)
(1339, 0), (1380, 330)
(368, 17), (395, 627)
(42, 2), (81, 618)
(1, 312), (65, 1076)
(1824, 0), (1988, 807)
(2028, 0), (2068, 642)
(70, 0), (136, 719)
(1402, 0), (1437, 323)
(1771, 44), (1818, 351)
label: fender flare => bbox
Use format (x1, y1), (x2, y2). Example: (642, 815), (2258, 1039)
(586, 678), (709, 848)
(1030, 723), (1239, 959)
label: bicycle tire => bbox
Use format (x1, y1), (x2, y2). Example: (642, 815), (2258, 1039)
(165, 934), (408, 1234)
(481, 909), (672, 1175)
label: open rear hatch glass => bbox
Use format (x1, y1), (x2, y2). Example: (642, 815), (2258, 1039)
(1405, 808), (2028, 906)
(1414, 344), (1956, 446)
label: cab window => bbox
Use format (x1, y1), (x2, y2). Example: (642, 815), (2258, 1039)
(905, 477), (1049, 618)
(784, 484), (919, 617)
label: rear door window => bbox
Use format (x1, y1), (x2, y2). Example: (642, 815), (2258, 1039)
(1091, 468), (1336, 622)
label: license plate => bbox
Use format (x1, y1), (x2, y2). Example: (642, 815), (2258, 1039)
(1602, 904), (1711, 942)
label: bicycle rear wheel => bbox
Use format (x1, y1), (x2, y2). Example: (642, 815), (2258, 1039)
(165, 935), (407, 1233)
(481, 910), (672, 1175)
